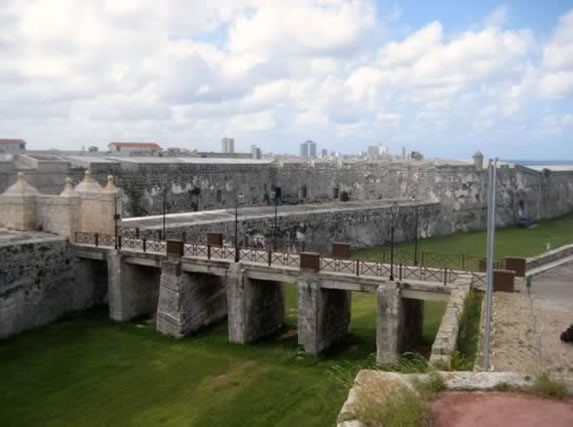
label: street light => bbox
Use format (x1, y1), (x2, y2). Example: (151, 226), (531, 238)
(412, 197), (419, 265)
(234, 192), (245, 262)
(114, 191), (121, 249)
(389, 202), (399, 281)
(270, 190), (280, 251)
(162, 188), (168, 240)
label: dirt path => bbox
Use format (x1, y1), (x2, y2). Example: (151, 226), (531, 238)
(491, 291), (573, 383)
(433, 392), (573, 427)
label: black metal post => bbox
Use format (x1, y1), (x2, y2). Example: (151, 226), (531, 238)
(234, 196), (239, 263)
(390, 222), (395, 280)
(273, 196), (278, 251)
(390, 202), (398, 281)
(413, 205), (419, 266)
(114, 192), (119, 249)
(162, 190), (167, 240)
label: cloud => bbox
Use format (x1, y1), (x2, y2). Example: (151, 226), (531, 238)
(539, 10), (573, 98)
(0, 2), (571, 158)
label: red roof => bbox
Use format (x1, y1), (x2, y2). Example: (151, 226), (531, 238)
(109, 142), (160, 149)
(0, 139), (26, 145)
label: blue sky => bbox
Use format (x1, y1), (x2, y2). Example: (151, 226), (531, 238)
(1, 1), (572, 159)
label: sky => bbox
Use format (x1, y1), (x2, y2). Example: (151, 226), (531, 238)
(0, 0), (572, 159)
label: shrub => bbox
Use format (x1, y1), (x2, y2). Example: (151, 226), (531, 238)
(531, 371), (568, 400)
(352, 379), (430, 427)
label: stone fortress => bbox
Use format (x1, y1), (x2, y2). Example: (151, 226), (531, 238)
(1, 151), (573, 366)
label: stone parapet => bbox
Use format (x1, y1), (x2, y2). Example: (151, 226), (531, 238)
(430, 285), (470, 367)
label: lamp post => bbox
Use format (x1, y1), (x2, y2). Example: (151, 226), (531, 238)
(412, 197), (419, 265)
(234, 192), (244, 262)
(271, 190), (280, 251)
(390, 202), (398, 281)
(162, 189), (167, 240)
(114, 191), (120, 249)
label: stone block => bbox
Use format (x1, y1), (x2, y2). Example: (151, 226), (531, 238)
(298, 275), (351, 354)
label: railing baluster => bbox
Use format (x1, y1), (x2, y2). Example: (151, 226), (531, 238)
(95, 233), (99, 247)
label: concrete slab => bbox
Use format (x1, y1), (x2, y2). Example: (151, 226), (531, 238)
(531, 260), (573, 308)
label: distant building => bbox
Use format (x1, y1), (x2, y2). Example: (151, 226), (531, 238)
(0, 139), (26, 154)
(108, 142), (160, 155)
(222, 137), (235, 154)
(300, 140), (317, 158)
(250, 145), (262, 159)
(367, 144), (389, 160)
(321, 148), (328, 158)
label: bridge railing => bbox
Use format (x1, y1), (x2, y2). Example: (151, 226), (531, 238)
(73, 231), (485, 285)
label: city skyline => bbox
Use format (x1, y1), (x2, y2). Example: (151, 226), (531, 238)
(1, 1), (572, 159)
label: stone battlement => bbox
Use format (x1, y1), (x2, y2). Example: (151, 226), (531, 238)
(0, 170), (121, 237)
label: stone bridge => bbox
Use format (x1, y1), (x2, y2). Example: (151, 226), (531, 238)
(74, 233), (477, 365)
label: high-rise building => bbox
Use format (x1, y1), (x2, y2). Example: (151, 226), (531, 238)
(222, 137), (235, 153)
(251, 144), (262, 159)
(300, 140), (317, 158)
(321, 148), (328, 158)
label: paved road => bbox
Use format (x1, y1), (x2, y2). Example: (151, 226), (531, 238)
(122, 199), (423, 229)
(532, 261), (573, 308)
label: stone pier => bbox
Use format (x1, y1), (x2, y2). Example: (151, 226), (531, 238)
(226, 263), (285, 344)
(297, 275), (351, 354)
(156, 260), (227, 337)
(107, 252), (161, 321)
(376, 285), (424, 365)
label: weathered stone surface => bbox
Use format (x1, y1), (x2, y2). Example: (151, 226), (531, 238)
(298, 275), (351, 354)
(430, 285), (471, 367)
(0, 231), (107, 339)
(337, 370), (535, 426)
(156, 261), (226, 337)
(226, 263), (284, 343)
(107, 252), (160, 321)
(376, 285), (402, 365)
(2, 157), (571, 237)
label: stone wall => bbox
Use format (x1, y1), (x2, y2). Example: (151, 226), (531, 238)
(0, 235), (107, 339)
(149, 203), (442, 253)
(429, 285), (471, 367)
(1, 156), (573, 235)
(0, 172), (120, 238)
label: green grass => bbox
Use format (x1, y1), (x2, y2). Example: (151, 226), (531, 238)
(353, 211), (573, 263)
(0, 287), (446, 427)
(451, 291), (484, 370)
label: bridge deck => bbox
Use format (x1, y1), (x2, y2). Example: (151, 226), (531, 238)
(74, 243), (463, 301)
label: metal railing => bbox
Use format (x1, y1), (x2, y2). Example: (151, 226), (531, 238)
(73, 231), (483, 285)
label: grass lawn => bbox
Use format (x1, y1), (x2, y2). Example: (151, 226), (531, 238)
(0, 286), (445, 427)
(353, 211), (573, 263)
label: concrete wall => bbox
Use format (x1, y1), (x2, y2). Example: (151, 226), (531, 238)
(0, 236), (107, 339)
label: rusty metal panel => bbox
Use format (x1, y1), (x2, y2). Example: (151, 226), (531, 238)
(503, 257), (526, 277)
(300, 252), (320, 272)
(493, 269), (515, 293)
(207, 232), (223, 246)
(332, 242), (351, 259)
(166, 240), (184, 257)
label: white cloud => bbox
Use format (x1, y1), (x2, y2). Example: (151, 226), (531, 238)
(0, 1), (571, 157)
(539, 10), (573, 98)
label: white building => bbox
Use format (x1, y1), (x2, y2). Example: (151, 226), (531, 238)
(222, 137), (235, 153)
(108, 142), (160, 155)
(0, 139), (26, 154)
